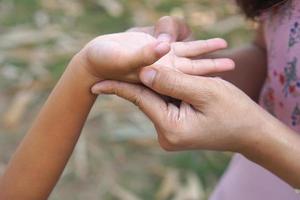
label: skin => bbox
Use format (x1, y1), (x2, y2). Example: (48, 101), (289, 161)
(0, 32), (231, 200)
(92, 63), (300, 189)
(127, 16), (267, 100)
(92, 16), (300, 188)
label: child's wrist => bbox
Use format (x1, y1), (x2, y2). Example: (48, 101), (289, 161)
(68, 51), (103, 84)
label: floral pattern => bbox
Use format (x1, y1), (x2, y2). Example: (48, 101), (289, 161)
(260, 0), (300, 128)
(280, 57), (300, 97)
(261, 87), (276, 116)
(289, 22), (300, 47)
(291, 104), (300, 126)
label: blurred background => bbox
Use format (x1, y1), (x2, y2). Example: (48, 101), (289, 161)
(0, 0), (255, 199)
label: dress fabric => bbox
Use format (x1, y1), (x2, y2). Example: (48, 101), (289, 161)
(210, 0), (300, 199)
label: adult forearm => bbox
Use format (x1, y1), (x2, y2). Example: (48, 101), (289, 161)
(0, 55), (100, 200)
(243, 110), (300, 188)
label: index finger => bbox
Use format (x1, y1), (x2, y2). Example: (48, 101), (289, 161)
(172, 38), (228, 58)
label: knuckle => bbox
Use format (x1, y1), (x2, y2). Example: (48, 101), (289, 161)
(111, 81), (123, 95)
(190, 60), (197, 72)
(173, 42), (187, 55)
(131, 87), (147, 107)
(204, 40), (211, 51)
(211, 59), (217, 70)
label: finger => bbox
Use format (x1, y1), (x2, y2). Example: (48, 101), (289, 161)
(139, 67), (212, 104)
(91, 81), (167, 124)
(172, 38), (228, 57)
(155, 16), (191, 42)
(176, 58), (235, 75)
(128, 41), (171, 69)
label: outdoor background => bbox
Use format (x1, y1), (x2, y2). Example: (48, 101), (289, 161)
(0, 0), (255, 199)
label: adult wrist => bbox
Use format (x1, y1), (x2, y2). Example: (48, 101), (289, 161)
(237, 105), (274, 156)
(240, 106), (286, 162)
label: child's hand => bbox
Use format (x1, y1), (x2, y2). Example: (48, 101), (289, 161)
(77, 32), (170, 83)
(155, 39), (234, 75)
(75, 32), (234, 83)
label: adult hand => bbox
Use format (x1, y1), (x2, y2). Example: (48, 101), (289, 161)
(127, 16), (192, 42)
(91, 66), (270, 153)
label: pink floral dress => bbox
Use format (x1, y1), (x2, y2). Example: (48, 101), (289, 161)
(210, 0), (300, 199)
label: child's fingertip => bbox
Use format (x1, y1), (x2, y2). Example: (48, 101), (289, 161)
(225, 59), (236, 69)
(223, 58), (235, 67)
(208, 38), (228, 49)
(215, 58), (235, 70)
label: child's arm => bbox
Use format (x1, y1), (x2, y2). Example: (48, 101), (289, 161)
(0, 58), (100, 200)
(0, 32), (168, 200)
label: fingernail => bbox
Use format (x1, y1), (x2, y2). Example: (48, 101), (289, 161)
(140, 68), (157, 86)
(157, 33), (172, 43)
(91, 86), (101, 95)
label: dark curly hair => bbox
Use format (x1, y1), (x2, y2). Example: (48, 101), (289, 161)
(236, 0), (288, 18)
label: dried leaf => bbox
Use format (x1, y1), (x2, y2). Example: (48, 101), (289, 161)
(2, 89), (35, 129)
(156, 169), (180, 200)
(110, 184), (142, 200)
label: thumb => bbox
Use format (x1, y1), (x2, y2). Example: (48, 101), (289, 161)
(128, 41), (170, 69)
(139, 67), (213, 104)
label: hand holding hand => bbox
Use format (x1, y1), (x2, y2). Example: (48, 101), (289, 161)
(91, 66), (271, 153)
